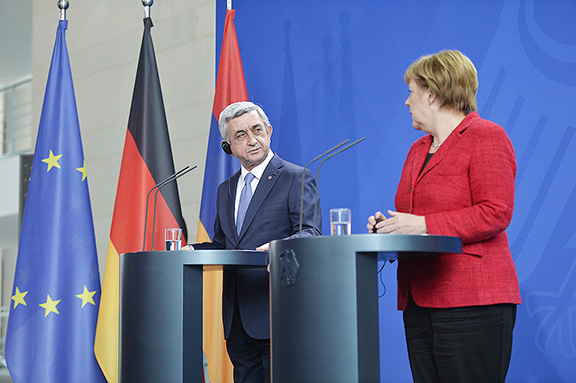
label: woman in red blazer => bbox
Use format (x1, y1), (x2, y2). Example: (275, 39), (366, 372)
(368, 50), (521, 383)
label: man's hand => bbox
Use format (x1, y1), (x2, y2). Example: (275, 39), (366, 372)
(256, 242), (270, 251)
(255, 242), (270, 271)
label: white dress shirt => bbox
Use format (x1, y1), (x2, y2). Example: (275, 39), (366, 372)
(234, 150), (274, 224)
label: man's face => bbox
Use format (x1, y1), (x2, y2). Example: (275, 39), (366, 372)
(227, 110), (273, 171)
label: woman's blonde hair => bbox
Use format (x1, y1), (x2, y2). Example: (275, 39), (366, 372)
(404, 50), (478, 114)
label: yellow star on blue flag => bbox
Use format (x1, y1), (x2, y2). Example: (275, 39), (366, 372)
(42, 149), (63, 172)
(11, 287), (28, 309)
(76, 286), (97, 308)
(39, 294), (61, 317)
(76, 160), (87, 181)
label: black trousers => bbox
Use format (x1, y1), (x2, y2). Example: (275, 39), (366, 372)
(403, 297), (517, 383)
(226, 296), (270, 383)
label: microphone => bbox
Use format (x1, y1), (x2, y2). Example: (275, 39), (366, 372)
(142, 166), (195, 251)
(298, 139), (350, 237)
(312, 137), (366, 233)
(150, 165), (197, 251)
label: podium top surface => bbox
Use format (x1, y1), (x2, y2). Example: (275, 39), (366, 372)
(270, 234), (462, 255)
(120, 249), (268, 267)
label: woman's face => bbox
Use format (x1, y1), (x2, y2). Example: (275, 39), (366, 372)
(405, 79), (432, 131)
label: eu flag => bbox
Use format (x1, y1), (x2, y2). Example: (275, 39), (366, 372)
(5, 20), (106, 383)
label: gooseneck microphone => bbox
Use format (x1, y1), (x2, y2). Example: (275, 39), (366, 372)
(312, 137), (366, 233)
(142, 165), (196, 251)
(297, 140), (350, 237)
(151, 165), (197, 250)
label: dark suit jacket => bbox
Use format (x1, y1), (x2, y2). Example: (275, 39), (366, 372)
(195, 154), (321, 339)
(395, 112), (521, 310)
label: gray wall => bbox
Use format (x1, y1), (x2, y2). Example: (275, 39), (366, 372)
(31, 1), (215, 272)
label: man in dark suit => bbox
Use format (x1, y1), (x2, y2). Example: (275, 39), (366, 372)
(189, 101), (321, 383)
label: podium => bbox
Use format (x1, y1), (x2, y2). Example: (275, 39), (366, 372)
(119, 250), (267, 383)
(269, 234), (462, 383)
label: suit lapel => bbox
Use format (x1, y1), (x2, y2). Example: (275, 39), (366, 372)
(411, 138), (429, 186)
(415, 114), (475, 184)
(417, 137), (446, 183)
(225, 171), (241, 241)
(238, 155), (284, 239)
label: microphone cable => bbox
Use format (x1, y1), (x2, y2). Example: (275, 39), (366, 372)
(378, 259), (388, 299)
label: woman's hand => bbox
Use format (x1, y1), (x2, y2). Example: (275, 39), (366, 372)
(367, 211), (387, 233)
(368, 210), (427, 234)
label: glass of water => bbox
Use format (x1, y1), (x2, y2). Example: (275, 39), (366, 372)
(165, 228), (182, 250)
(330, 208), (351, 236)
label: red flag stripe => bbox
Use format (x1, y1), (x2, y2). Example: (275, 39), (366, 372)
(212, 9), (249, 119)
(110, 129), (183, 252)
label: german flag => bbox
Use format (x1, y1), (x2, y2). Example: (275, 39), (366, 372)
(199, 8), (249, 383)
(94, 17), (185, 383)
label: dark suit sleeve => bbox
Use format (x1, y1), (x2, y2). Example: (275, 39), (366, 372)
(285, 167), (322, 239)
(192, 182), (227, 250)
(193, 211), (226, 250)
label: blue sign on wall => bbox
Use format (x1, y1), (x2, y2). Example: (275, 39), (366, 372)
(216, 1), (576, 381)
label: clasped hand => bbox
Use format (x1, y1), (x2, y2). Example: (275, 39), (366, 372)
(367, 210), (427, 235)
(182, 243), (270, 251)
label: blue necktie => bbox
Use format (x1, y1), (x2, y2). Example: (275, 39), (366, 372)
(236, 172), (255, 235)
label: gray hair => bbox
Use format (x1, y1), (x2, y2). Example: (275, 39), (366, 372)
(219, 101), (271, 142)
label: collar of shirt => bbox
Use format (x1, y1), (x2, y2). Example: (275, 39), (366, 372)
(235, 150), (275, 221)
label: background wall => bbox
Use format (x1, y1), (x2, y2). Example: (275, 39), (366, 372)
(17, 0), (576, 382)
(220, 0), (576, 382)
(31, 0), (215, 270)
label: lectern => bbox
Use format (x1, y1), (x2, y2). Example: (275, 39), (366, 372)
(119, 250), (267, 383)
(269, 234), (462, 383)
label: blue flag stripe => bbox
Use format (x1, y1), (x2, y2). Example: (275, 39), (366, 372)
(198, 115), (236, 239)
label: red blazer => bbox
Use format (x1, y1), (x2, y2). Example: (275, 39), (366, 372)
(395, 112), (521, 310)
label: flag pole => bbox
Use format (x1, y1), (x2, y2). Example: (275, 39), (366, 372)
(58, 0), (68, 20)
(227, 0), (232, 10)
(142, 0), (153, 18)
